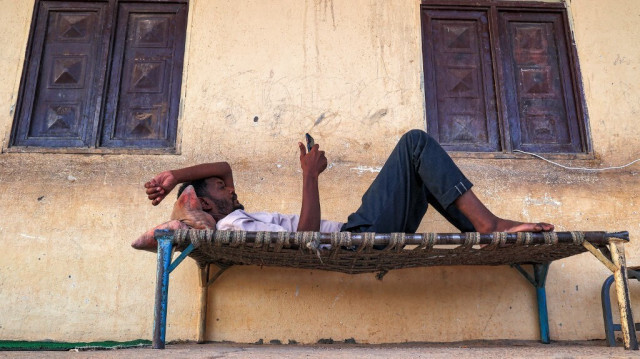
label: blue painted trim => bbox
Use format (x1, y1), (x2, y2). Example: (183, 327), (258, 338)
(601, 273), (640, 347)
(512, 264), (536, 286)
(514, 263), (551, 344)
(536, 286), (550, 344)
(534, 263), (551, 344)
(601, 274), (617, 347)
(534, 263), (549, 288)
(152, 230), (173, 349)
(169, 244), (195, 274)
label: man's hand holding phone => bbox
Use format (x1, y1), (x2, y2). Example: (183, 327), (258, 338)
(305, 133), (315, 152)
(298, 133), (327, 177)
(297, 133), (325, 232)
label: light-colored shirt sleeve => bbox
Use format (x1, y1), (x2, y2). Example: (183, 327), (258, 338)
(216, 210), (344, 232)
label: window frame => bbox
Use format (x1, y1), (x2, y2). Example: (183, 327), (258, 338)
(7, 0), (188, 155)
(420, 0), (592, 159)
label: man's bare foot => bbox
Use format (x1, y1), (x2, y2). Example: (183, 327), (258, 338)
(132, 219), (189, 252)
(493, 218), (554, 233)
(454, 190), (554, 234)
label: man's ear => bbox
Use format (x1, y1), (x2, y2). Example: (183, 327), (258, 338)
(199, 197), (213, 211)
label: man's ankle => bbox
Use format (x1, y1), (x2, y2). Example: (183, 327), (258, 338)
(475, 217), (500, 233)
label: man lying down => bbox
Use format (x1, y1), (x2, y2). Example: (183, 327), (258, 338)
(133, 130), (553, 250)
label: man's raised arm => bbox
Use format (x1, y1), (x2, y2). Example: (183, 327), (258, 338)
(296, 143), (327, 231)
(144, 162), (234, 206)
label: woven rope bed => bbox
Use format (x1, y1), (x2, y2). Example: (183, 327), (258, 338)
(151, 230), (638, 350)
(173, 230), (596, 274)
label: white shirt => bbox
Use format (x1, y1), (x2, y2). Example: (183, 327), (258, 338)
(216, 209), (344, 233)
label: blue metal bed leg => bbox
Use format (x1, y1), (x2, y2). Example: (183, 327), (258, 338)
(153, 230), (174, 349)
(534, 263), (551, 344)
(512, 263), (551, 344)
(601, 275), (617, 347)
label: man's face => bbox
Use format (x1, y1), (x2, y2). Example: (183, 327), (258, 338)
(202, 177), (244, 218)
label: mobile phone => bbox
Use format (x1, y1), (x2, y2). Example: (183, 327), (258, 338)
(305, 133), (315, 152)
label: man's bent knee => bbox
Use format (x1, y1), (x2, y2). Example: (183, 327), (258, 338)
(401, 129), (434, 146)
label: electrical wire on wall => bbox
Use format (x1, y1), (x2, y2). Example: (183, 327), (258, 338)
(513, 150), (640, 172)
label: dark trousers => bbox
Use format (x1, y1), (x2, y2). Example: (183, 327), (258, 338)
(342, 130), (475, 233)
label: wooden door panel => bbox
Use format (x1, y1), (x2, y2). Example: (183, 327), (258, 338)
(422, 9), (500, 152)
(13, 1), (107, 147)
(499, 11), (583, 153)
(100, 2), (187, 149)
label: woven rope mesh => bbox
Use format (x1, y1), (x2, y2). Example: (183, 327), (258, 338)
(170, 230), (606, 274)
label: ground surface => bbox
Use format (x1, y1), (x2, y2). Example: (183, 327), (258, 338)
(1, 340), (639, 358)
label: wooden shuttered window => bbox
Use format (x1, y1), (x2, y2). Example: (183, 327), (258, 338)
(499, 11), (584, 153)
(11, 0), (188, 151)
(12, 2), (108, 148)
(421, 3), (588, 154)
(101, 2), (186, 148)
(422, 10), (500, 152)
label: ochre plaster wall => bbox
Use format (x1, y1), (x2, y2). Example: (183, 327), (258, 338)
(0, 0), (639, 343)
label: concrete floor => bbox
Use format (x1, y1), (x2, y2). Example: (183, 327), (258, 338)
(1, 341), (639, 359)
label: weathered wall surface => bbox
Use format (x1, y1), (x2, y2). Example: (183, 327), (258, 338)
(0, 0), (639, 343)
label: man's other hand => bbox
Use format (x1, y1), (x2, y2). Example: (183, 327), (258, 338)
(144, 170), (178, 206)
(298, 142), (328, 177)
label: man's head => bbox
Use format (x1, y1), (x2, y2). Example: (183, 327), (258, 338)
(177, 177), (243, 220)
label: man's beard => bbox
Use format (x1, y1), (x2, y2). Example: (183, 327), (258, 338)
(211, 198), (235, 217)
(231, 194), (244, 210)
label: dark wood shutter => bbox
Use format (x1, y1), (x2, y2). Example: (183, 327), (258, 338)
(499, 11), (584, 153)
(100, 2), (187, 149)
(12, 1), (108, 147)
(421, 3), (588, 154)
(422, 9), (500, 152)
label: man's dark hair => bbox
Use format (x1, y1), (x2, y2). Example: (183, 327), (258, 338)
(176, 178), (210, 199)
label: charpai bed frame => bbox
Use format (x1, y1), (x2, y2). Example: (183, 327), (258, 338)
(151, 229), (638, 350)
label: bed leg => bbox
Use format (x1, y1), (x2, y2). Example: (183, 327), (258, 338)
(512, 263), (551, 344)
(197, 264), (210, 344)
(153, 232), (173, 349)
(601, 275), (618, 347)
(534, 263), (550, 344)
(609, 241), (639, 350)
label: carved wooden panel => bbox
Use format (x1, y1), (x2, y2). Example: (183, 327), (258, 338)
(11, 0), (188, 151)
(12, 1), (107, 147)
(100, 2), (187, 149)
(499, 11), (583, 153)
(422, 9), (500, 152)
